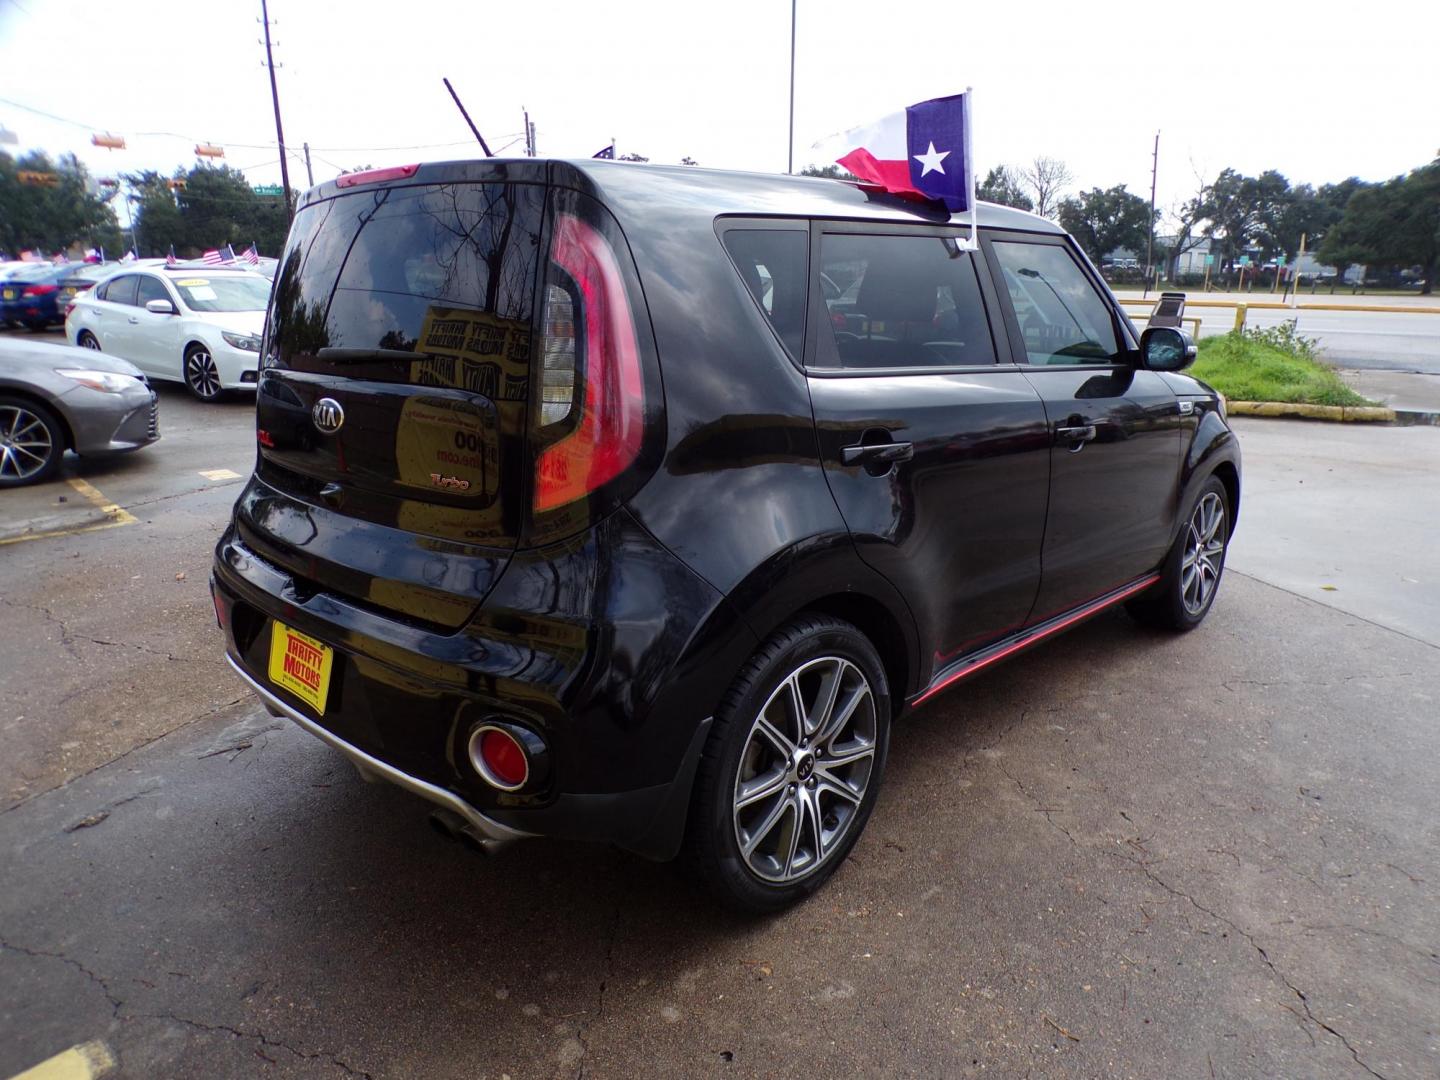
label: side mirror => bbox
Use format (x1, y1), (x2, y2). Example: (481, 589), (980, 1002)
(1140, 325), (1197, 371)
(145, 298), (176, 315)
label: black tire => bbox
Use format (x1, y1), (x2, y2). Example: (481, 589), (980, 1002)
(683, 614), (891, 913)
(77, 331), (101, 351)
(183, 343), (225, 402)
(0, 395), (65, 487)
(1127, 474), (1231, 631)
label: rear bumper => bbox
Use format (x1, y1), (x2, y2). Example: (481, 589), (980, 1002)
(213, 507), (749, 860)
(226, 653), (531, 845)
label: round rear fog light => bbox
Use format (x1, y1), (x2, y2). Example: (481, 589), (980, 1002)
(469, 725), (529, 791)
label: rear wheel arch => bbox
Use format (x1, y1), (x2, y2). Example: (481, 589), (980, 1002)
(795, 592), (914, 713)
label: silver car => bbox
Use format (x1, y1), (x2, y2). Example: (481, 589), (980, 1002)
(0, 337), (158, 487)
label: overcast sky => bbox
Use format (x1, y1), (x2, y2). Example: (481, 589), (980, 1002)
(2, 0), (1435, 224)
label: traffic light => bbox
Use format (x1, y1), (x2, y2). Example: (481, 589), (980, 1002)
(91, 133), (127, 150)
(195, 143), (225, 159)
(17, 171), (60, 187)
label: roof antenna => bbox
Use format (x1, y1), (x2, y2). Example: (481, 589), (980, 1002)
(442, 77), (493, 157)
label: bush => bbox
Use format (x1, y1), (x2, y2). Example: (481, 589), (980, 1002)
(1190, 326), (1373, 407)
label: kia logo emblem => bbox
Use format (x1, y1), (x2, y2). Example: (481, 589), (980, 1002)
(312, 398), (344, 435)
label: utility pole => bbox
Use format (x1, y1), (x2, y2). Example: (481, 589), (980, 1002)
(259, 0), (293, 220)
(787, 0), (797, 174)
(302, 142), (314, 187)
(1144, 130), (1159, 298)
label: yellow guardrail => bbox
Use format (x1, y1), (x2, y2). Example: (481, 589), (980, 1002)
(1117, 296), (1440, 332)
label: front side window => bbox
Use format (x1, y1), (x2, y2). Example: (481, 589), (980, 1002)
(815, 232), (996, 370)
(722, 229), (808, 359)
(990, 241), (1121, 365)
(136, 276), (172, 307)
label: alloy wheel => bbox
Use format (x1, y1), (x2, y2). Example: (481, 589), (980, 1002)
(732, 656), (877, 884)
(0, 404), (56, 482)
(185, 349), (221, 399)
(80, 334), (101, 350)
(1181, 491), (1226, 616)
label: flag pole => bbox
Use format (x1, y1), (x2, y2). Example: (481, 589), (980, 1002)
(964, 87), (977, 249)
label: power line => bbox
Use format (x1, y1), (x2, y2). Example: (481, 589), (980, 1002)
(0, 95), (528, 156)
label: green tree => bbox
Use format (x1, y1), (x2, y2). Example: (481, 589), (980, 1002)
(977, 166), (1033, 211)
(799, 163), (860, 181)
(1200, 168), (1291, 267)
(1319, 160), (1440, 294)
(127, 171), (187, 256)
(1057, 185), (1155, 262)
(0, 150), (123, 255)
(128, 163), (289, 257)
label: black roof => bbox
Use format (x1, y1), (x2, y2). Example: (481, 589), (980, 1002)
(298, 158), (1064, 235)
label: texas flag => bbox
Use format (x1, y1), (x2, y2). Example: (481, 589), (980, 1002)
(825, 91), (973, 213)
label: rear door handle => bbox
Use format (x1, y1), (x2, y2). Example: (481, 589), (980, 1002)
(1055, 424), (1097, 443)
(127, 316), (140, 324)
(842, 441), (914, 467)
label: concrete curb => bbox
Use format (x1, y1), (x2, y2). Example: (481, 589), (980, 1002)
(1227, 401), (1398, 423)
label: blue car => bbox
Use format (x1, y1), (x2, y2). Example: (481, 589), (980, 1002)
(1, 263), (99, 330)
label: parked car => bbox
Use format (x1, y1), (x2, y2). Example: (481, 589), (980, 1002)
(0, 336), (158, 486)
(212, 160), (1240, 911)
(0, 263), (80, 330)
(65, 266), (270, 401)
(55, 262), (123, 317)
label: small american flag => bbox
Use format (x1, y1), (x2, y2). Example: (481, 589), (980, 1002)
(201, 248), (223, 265)
(241, 243), (260, 265)
(165, 246), (177, 267)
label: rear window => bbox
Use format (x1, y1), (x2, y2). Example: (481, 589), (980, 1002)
(814, 232), (996, 370)
(99, 275), (138, 305)
(268, 182), (544, 391)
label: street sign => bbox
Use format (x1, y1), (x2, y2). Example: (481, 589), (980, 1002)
(252, 184), (284, 196)
(1276, 255), (1287, 266)
(1238, 256), (1251, 267)
(1204, 254), (1214, 267)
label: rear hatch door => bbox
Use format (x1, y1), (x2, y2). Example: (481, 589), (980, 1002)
(244, 177), (545, 629)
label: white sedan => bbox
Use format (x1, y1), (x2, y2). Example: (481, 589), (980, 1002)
(65, 267), (271, 402)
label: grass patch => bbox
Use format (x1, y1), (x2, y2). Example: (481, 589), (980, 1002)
(1191, 325), (1375, 407)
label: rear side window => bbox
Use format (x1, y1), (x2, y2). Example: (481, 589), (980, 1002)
(268, 182), (544, 391)
(100, 275), (138, 305)
(814, 233), (996, 370)
(722, 229), (808, 359)
(990, 241), (1121, 365)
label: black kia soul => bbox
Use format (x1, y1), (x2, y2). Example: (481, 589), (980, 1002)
(213, 159), (1240, 911)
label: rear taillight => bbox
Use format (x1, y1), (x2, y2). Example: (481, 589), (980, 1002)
(22, 284), (57, 297)
(533, 213), (644, 512)
(335, 163), (419, 188)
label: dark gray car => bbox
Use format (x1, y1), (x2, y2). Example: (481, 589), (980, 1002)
(0, 337), (158, 487)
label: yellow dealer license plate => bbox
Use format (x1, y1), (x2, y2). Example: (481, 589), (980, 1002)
(1, 289), (15, 300)
(268, 622), (334, 714)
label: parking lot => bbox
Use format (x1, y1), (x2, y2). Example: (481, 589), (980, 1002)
(2, 331), (1438, 1078)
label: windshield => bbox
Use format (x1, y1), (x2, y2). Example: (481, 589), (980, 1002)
(173, 275), (271, 312)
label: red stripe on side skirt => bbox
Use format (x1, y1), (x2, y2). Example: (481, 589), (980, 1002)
(913, 575), (1161, 706)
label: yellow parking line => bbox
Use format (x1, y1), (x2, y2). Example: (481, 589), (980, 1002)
(7, 1040), (116, 1080)
(65, 478), (138, 526)
(0, 478), (136, 547)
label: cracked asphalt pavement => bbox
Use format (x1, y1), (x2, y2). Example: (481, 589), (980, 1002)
(1, 380), (1437, 1078)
